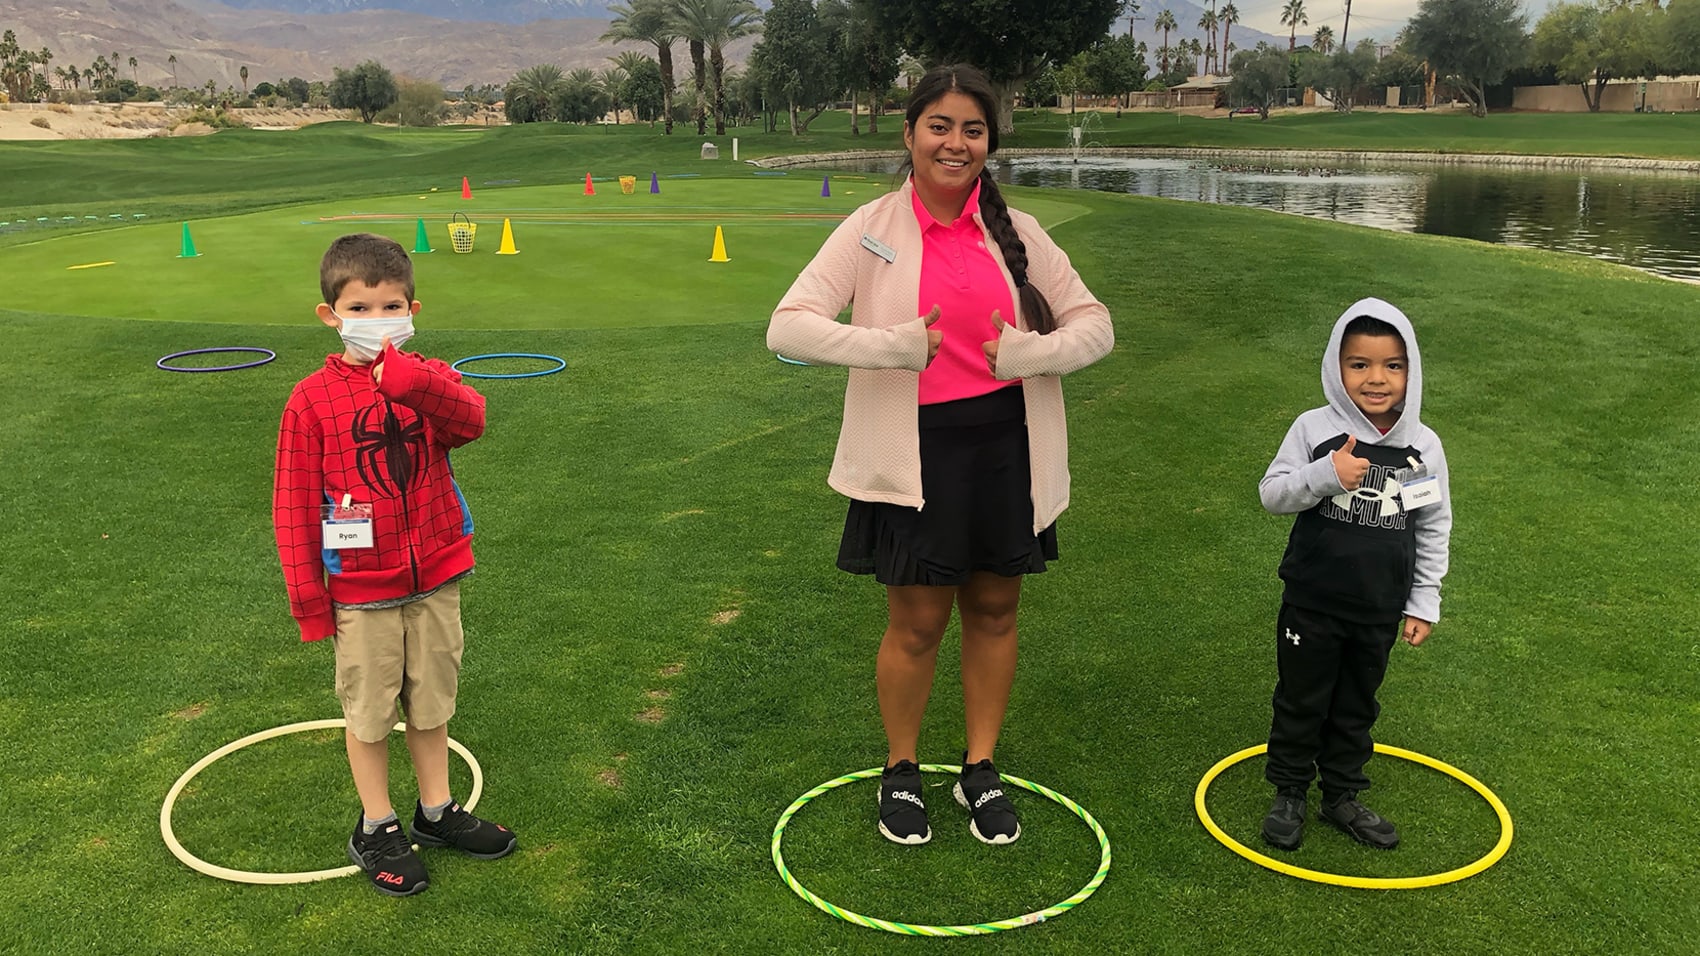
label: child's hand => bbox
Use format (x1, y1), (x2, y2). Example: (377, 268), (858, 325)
(923, 305), (942, 364)
(372, 337), (391, 385)
(982, 310), (1006, 376)
(1402, 616), (1432, 646)
(1331, 435), (1370, 491)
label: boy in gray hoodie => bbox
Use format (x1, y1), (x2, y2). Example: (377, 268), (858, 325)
(1257, 298), (1452, 851)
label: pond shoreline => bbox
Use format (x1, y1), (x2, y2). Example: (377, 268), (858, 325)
(754, 147), (1700, 174)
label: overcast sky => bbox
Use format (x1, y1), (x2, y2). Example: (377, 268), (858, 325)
(1221, 0), (1557, 43)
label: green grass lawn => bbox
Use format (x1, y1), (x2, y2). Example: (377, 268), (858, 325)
(0, 177), (1082, 328)
(1, 122), (1698, 954)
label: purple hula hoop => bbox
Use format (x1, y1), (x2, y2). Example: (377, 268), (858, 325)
(157, 347), (278, 373)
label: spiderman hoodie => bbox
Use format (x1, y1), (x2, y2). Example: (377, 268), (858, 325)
(274, 346), (486, 642)
(1259, 299), (1452, 626)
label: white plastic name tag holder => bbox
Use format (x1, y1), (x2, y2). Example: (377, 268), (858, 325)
(322, 494), (374, 549)
(1395, 456), (1442, 511)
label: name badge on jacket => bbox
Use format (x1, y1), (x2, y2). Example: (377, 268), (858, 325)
(860, 234), (896, 263)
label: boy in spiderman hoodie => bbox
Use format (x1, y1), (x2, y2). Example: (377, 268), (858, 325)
(274, 233), (514, 896)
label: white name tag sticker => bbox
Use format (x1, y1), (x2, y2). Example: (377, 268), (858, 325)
(860, 233), (897, 263)
(322, 500), (374, 549)
(1401, 475), (1442, 510)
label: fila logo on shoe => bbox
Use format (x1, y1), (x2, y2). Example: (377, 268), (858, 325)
(973, 788), (1004, 809)
(891, 790), (924, 808)
(377, 871), (405, 885)
(1285, 628), (1301, 646)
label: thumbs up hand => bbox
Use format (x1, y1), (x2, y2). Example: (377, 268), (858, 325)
(982, 310), (1007, 376)
(1331, 435), (1370, 491)
(922, 305), (942, 364)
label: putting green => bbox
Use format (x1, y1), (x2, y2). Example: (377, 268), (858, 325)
(2, 178), (1090, 331)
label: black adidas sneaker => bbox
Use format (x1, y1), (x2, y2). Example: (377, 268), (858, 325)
(954, 756), (1020, 845)
(878, 760), (932, 845)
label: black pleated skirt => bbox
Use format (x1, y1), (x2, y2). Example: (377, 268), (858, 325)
(837, 385), (1058, 587)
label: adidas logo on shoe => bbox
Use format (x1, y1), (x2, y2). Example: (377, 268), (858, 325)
(973, 788), (1004, 809)
(891, 790), (924, 808)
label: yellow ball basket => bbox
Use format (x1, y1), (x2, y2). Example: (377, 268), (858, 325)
(446, 212), (477, 254)
(619, 175), (638, 195)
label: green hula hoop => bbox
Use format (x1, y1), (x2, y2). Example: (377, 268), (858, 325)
(1195, 743), (1514, 890)
(770, 764), (1111, 935)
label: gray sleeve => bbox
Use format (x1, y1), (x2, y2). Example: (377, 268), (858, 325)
(1404, 436), (1452, 623)
(1259, 414), (1346, 515)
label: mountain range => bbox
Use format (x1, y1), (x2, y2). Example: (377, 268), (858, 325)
(0, 0), (1282, 95)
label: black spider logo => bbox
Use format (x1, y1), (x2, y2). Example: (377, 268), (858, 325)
(351, 402), (428, 500)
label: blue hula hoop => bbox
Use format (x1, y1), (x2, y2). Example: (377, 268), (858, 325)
(451, 353), (566, 380)
(775, 353), (813, 367)
(157, 347), (277, 373)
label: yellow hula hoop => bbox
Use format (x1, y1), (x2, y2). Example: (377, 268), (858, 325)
(1194, 743), (1513, 890)
(160, 718), (484, 885)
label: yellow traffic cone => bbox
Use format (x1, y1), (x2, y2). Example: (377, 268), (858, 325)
(708, 225), (730, 262)
(496, 217), (520, 255)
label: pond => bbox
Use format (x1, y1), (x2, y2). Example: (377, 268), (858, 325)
(810, 154), (1700, 283)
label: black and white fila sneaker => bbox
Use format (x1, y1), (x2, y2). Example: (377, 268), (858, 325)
(878, 760), (932, 845)
(954, 755), (1021, 845)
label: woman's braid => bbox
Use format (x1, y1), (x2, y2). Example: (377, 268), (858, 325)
(977, 172), (1056, 334)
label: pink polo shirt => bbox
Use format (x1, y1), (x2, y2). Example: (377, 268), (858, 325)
(912, 181), (1019, 406)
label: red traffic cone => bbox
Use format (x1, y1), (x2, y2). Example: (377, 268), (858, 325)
(461, 176), (472, 199)
(584, 173), (595, 196)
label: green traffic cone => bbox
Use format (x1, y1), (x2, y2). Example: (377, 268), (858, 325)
(413, 217), (434, 254)
(177, 221), (200, 258)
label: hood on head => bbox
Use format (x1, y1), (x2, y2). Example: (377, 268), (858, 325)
(1321, 297), (1423, 446)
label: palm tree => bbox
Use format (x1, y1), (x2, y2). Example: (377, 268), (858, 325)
(1313, 25), (1334, 55)
(1219, 4), (1239, 72)
(1280, 0), (1307, 52)
(1155, 9), (1177, 74)
(239, 65), (249, 96)
(670, 0), (710, 135)
(671, 0), (760, 137)
(1197, 10), (1218, 74)
(599, 66), (629, 122)
(603, 0), (678, 134)
(167, 53), (177, 89)
(506, 64), (568, 122)
(128, 55), (137, 83)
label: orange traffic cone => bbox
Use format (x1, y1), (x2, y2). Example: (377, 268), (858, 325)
(461, 176), (472, 199)
(583, 173), (595, 196)
(708, 225), (730, 262)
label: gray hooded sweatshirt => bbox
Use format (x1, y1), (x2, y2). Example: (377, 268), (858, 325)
(1259, 298), (1451, 624)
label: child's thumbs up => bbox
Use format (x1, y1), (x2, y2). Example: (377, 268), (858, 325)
(1331, 434), (1370, 491)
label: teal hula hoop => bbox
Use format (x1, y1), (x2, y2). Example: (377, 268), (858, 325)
(771, 764), (1112, 935)
(451, 353), (566, 379)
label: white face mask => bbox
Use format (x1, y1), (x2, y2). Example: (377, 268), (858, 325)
(335, 313), (415, 363)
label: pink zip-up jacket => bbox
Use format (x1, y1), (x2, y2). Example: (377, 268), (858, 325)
(768, 179), (1115, 533)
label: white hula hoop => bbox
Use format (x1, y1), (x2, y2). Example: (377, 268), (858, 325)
(160, 718), (484, 885)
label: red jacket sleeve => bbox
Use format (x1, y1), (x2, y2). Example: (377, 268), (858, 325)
(375, 346), (486, 449)
(273, 389), (335, 642)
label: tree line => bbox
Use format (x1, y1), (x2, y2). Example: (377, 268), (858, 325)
(1228, 0), (1700, 120)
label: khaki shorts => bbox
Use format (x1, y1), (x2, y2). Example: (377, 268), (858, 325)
(333, 583), (464, 743)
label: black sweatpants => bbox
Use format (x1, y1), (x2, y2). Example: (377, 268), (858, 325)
(1265, 602), (1398, 797)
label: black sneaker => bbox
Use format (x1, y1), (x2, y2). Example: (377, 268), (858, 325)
(347, 815), (429, 896)
(411, 801), (518, 859)
(878, 760), (931, 845)
(953, 756), (1020, 845)
(1320, 792), (1400, 849)
(1261, 787), (1307, 851)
